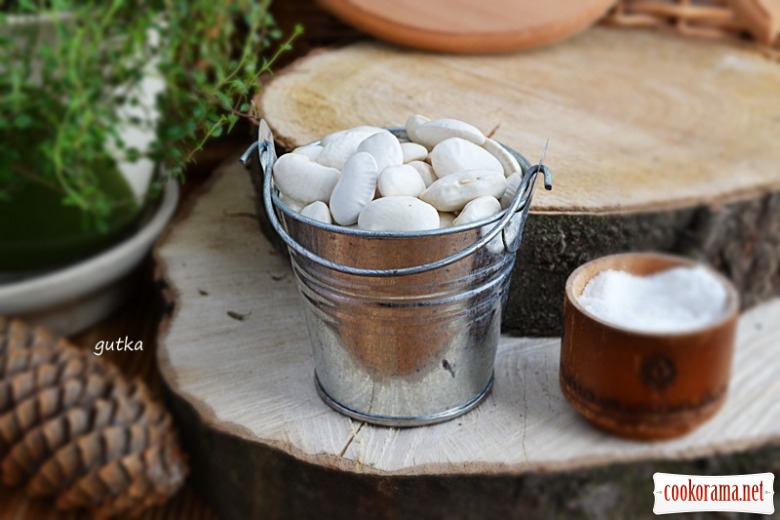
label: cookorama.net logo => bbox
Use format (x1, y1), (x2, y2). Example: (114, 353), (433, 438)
(653, 473), (775, 515)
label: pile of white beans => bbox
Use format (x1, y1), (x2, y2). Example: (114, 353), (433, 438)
(272, 115), (525, 232)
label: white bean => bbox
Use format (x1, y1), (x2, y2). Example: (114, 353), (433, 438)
(278, 192), (305, 212)
(482, 138), (522, 178)
(358, 196), (439, 232)
(329, 152), (379, 226)
(407, 161), (436, 188)
(405, 114), (430, 144)
(357, 131), (403, 173)
(317, 131), (367, 169)
(300, 201), (333, 224)
(413, 118), (486, 149)
(452, 196), (502, 226)
(378, 164), (426, 198)
(500, 172), (524, 209)
(291, 144), (323, 161)
(320, 126), (385, 146)
(401, 142), (428, 163)
(430, 137), (503, 178)
(420, 169), (507, 212)
(273, 153), (340, 204)
(438, 212), (456, 228)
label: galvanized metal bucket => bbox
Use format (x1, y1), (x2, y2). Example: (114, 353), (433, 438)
(242, 121), (552, 427)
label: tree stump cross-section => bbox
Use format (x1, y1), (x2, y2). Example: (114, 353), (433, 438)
(156, 162), (780, 519)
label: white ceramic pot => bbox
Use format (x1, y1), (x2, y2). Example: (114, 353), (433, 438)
(0, 13), (176, 334)
(0, 181), (179, 336)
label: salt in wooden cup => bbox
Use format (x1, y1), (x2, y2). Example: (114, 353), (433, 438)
(560, 252), (739, 440)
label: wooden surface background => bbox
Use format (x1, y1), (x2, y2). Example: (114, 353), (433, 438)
(3, 0), (777, 517)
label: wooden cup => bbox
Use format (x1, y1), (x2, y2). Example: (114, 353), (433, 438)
(560, 253), (739, 440)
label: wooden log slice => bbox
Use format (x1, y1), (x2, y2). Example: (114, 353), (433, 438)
(257, 26), (780, 335)
(156, 162), (780, 520)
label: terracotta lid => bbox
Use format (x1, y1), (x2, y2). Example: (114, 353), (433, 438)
(318, 0), (619, 53)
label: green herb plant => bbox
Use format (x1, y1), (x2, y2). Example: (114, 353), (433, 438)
(0, 0), (301, 231)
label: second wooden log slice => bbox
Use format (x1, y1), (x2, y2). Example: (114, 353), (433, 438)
(258, 27), (780, 334)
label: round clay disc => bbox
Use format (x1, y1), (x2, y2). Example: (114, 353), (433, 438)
(318, 0), (619, 53)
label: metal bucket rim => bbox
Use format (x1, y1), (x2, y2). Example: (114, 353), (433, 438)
(274, 128), (533, 239)
(273, 189), (530, 239)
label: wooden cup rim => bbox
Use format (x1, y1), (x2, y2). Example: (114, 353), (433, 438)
(565, 252), (740, 339)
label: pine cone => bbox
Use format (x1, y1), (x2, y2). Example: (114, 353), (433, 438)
(0, 318), (188, 518)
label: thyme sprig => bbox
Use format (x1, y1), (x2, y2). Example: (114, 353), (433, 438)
(0, 0), (301, 229)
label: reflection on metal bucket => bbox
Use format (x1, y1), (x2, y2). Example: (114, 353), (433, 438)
(242, 120), (551, 427)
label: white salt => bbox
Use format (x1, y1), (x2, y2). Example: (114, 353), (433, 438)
(577, 266), (728, 334)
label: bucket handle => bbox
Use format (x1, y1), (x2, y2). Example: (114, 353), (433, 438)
(241, 120), (552, 277)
